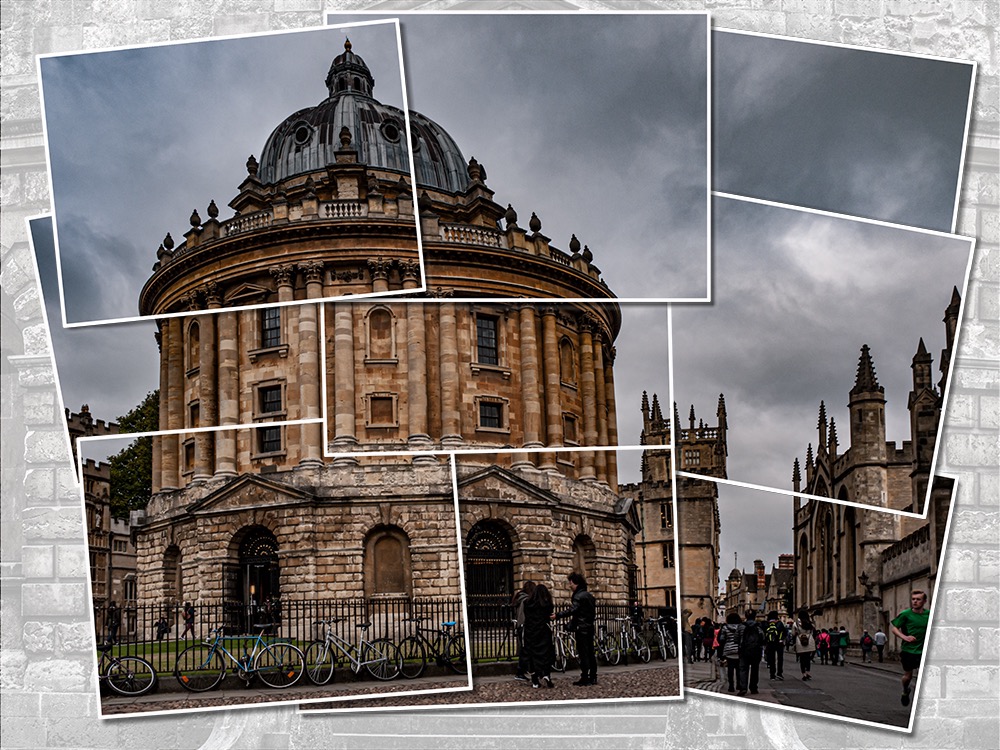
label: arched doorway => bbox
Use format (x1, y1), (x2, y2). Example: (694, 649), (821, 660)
(466, 521), (514, 624)
(223, 526), (279, 633)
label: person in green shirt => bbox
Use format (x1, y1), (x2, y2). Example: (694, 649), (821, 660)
(891, 589), (930, 707)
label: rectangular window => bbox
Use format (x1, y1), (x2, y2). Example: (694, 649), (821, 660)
(183, 440), (195, 472)
(259, 385), (283, 415)
(683, 449), (700, 466)
(662, 543), (674, 569)
(261, 307), (281, 349)
(660, 502), (672, 529)
(479, 401), (502, 429)
(476, 315), (498, 365)
(257, 425), (282, 454)
(189, 403), (200, 428)
(370, 396), (394, 425)
(563, 415), (578, 443)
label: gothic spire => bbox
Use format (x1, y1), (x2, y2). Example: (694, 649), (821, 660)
(651, 393), (663, 422)
(688, 404), (696, 429)
(818, 400), (828, 445)
(851, 344), (883, 395)
(717, 393), (728, 430)
(792, 457), (801, 487)
(641, 390), (649, 418)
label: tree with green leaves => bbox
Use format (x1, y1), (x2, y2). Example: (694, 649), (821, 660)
(109, 390), (159, 519)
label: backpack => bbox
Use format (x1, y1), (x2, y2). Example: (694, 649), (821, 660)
(765, 621), (782, 645)
(741, 621), (763, 654)
(798, 632), (810, 647)
(862, 634), (873, 648)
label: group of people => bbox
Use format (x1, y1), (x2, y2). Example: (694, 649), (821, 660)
(690, 589), (929, 707)
(512, 573), (598, 689)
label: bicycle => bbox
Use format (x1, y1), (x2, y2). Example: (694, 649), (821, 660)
(552, 622), (578, 673)
(98, 641), (158, 697)
(596, 622), (621, 666)
(396, 617), (467, 679)
(615, 617), (652, 663)
(304, 618), (402, 684)
(174, 625), (305, 692)
(649, 617), (678, 660)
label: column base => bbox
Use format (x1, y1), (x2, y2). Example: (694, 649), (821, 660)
(330, 437), (360, 466)
(441, 434), (464, 448)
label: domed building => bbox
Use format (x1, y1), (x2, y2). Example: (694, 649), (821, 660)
(133, 40), (637, 619)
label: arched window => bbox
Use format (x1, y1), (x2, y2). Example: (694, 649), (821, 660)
(843, 506), (857, 594)
(366, 307), (395, 361)
(559, 338), (576, 384)
(364, 525), (412, 598)
(797, 534), (809, 607)
(465, 521), (514, 602)
(817, 510), (835, 598)
(186, 322), (200, 373)
(164, 545), (182, 602)
(572, 534), (595, 578)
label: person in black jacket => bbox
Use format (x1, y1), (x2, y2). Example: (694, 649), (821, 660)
(523, 583), (555, 688)
(553, 572), (597, 686)
(739, 610), (764, 694)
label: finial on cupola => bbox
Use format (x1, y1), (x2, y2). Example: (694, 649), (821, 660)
(207, 200), (219, 219)
(504, 203), (518, 228)
(582, 245), (593, 263)
(189, 209), (201, 227)
(163, 233), (174, 250)
(569, 234), (581, 255)
(467, 156), (482, 182)
(246, 154), (259, 176)
(529, 212), (541, 233)
(339, 126), (352, 148)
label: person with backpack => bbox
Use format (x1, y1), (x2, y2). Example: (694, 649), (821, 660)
(764, 611), (786, 680)
(837, 626), (850, 666)
(717, 612), (745, 694)
(791, 608), (816, 680)
(817, 628), (831, 664)
(827, 626), (840, 666)
(860, 630), (875, 663)
(739, 611), (765, 694)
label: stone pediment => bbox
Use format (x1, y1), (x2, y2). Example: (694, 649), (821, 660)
(223, 282), (272, 305)
(457, 465), (560, 507)
(186, 474), (313, 515)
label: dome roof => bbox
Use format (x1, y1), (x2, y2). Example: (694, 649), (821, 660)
(258, 39), (468, 194)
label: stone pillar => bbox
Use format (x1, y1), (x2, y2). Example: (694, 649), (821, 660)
(540, 306), (562, 472)
(578, 316), (597, 481)
(369, 258), (391, 293)
(400, 259), (421, 290)
(271, 265), (295, 303)
(298, 261), (325, 466)
(194, 290), (219, 482)
(332, 302), (358, 464)
(407, 302), (432, 453)
(593, 330), (609, 484)
(604, 348), (619, 488)
(162, 316), (183, 489)
(151, 327), (164, 493)
(514, 303), (542, 468)
(439, 300), (462, 446)
(214, 308), (239, 477)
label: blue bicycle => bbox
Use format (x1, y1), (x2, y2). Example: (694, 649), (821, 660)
(174, 626), (305, 692)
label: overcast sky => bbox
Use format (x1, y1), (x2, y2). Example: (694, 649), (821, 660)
(41, 22), (405, 325)
(672, 196), (973, 507)
(714, 30), (973, 232)
(331, 11), (710, 300)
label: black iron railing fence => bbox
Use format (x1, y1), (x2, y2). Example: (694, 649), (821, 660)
(92, 598), (671, 669)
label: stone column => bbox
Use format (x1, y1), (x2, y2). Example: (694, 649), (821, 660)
(540, 306), (562, 472)
(604, 347), (619, 488)
(163, 316), (183, 489)
(332, 302), (358, 464)
(407, 302), (432, 454)
(400, 259), (421, 290)
(369, 257), (391, 293)
(578, 315), (598, 481)
(593, 329), (609, 484)
(271, 265), (295, 303)
(514, 303), (543, 468)
(439, 299), (462, 446)
(151, 327), (164, 493)
(298, 261), (325, 466)
(214, 307), (238, 478)
(194, 287), (220, 482)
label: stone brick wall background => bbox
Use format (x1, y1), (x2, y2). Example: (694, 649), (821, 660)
(1, 1), (996, 748)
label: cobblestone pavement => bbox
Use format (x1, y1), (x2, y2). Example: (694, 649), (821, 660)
(685, 654), (913, 727)
(304, 660), (681, 711)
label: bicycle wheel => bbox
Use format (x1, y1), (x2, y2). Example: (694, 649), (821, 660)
(105, 655), (158, 696)
(600, 635), (621, 666)
(445, 634), (467, 674)
(664, 632), (678, 659)
(656, 632), (669, 662)
(174, 644), (226, 692)
(364, 638), (402, 681)
(633, 633), (652, 663)
(304, 640), (335, 685)
(255, 643), (304, 689)
(553, 637), (567, 673)
(397, 636), (427, 679)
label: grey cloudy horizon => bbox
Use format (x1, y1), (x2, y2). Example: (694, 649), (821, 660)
(41, 22), (406, 325)
(672, 196), (973, 510)
(714, 30), (973, 232)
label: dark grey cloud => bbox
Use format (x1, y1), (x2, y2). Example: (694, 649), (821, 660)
(672, 197), (972, 499)
(332, 12), (710, 298)
(714, 31), (973, 231)
(41, 23), (405, 324)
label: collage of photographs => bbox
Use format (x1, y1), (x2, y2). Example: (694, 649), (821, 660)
(1, 3), (995, 750)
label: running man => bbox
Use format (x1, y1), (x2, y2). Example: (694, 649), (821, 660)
(891, 589), (930, 706)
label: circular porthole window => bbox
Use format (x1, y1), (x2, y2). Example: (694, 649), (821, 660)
(380, 120), (400, 143)
(293, 122), (312, 146)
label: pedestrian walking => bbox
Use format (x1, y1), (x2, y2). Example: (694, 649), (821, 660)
(154, 614), (170, 641)
(681, 608), (695, 664)
(860, 630), (875, 663)
(692, 619), (704, 662)
(817, 629), (830, 664)
(523, 583), (555, 689)
(837, 626), (850, 666)
(827, 626), (840, 666)
(553, 572), (597, 686)
(511, 581), (536, 682)
(702, 618), (716, 662)
(891, 589), (930, 706)
(717, 613), (745, 694)
(791, 609), (816, 681)
(739, 611), (764, 694)
(106, 601), (121, 645)
(764, 611), (786, 680)
(181, 601), (196, 639)
(874, 628), (888, 663)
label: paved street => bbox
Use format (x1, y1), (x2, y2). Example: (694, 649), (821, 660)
(685, 653), (913, 727)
